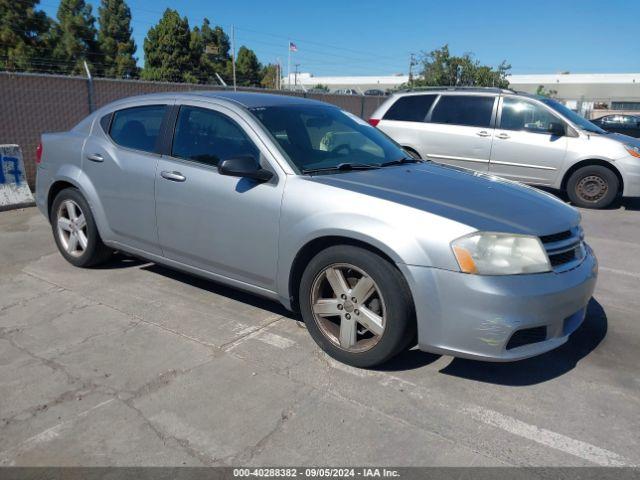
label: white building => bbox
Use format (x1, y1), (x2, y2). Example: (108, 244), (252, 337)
(284, 72), (640, 115)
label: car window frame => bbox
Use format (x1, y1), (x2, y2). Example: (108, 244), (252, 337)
(496, 95), (567, 135)
(425, 93), (498, 128)
(104, 104), (171, 156)
(162, 101), (282, 182)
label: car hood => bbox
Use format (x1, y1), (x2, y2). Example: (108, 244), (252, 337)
(308, 163), (580, 236)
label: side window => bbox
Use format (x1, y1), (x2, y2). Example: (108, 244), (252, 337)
(500, 98), (560, 134)
(172, 106), (259, 166)
(430, 95), (495, 127)
(109, 105), (167, 153)
(384, 95), (436, 122)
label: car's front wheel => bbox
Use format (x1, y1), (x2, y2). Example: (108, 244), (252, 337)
(299, 245), (415, 368)
(566, 165), (619, 209)
(50, 188), (113, 267)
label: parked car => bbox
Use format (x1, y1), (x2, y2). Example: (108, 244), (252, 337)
(369, 87), (640, 209)
(333, 88), (359, 95)
(36, 92), (597, 367)
(364, 89), (385, 96)
(591, 114), (640, 138)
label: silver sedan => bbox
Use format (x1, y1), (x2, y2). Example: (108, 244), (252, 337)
(35, 92), (597, 367)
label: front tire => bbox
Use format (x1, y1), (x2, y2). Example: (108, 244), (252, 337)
(50, 188), (112, 267)
(566, 165), (619, 209)
(299, 245), (415, 368)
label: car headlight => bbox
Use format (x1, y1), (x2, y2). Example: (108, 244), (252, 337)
(451, 232), (551, 275)
(625, 144), (640, 158)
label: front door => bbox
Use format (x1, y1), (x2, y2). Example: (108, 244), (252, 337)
(422, 94), (497, 172)
(154, 102), (284, 291)
(489, 96), (567, 185)
(82, 103), (169, 254)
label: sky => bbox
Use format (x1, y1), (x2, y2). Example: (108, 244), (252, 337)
(40, 0), (640, 77)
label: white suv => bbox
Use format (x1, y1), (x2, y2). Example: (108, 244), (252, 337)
(370, 87), (640, 208)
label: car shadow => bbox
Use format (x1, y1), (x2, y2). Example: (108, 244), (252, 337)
(140, 262), (296, 319)
(437, 297), (607, 386)
(89, 252), (147, 269)
(537, 187), (640, 211)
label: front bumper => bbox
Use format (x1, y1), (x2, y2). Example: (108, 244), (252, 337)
(401, 246), (598, 362)
(617, 156), (640, 197)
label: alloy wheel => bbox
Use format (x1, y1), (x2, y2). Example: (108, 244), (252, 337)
(310, 263), (386, 352)
(56, 200), (88, 258)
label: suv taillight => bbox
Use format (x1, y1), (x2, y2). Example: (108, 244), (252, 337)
(36, 142), (43, 164)
(368, 118), (380, 127)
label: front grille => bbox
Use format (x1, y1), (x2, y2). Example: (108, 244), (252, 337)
(506, 326), (547, 350)
(539, 228), (584, 271)
(540, 230), (572, 244)
(549, 248), (577, 267)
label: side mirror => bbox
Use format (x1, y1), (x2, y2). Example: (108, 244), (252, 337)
(218, 156), (273, 182)
(548, 122), (565, 136)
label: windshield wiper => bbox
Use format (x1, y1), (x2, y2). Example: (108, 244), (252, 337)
(379, 157), (422, 167)
(302, 162), (381, 174)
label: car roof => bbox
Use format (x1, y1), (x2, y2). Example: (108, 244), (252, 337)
(108, 90), (332, 109)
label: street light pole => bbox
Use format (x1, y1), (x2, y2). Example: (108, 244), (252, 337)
(231, 24), (237, 91)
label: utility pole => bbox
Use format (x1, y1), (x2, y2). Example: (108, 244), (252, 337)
(231, 24), (237, 91)
(408, 53), (416, 88)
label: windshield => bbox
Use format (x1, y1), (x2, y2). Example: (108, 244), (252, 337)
(541, 98), (607, 134)
(249, 105), (409, 173)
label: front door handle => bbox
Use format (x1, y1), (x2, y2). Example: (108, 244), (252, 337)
(496, 133), (510, 139)
(476, 131), (491, 137)
(160, 170), (186, 182)
(86, 153), (104, 162)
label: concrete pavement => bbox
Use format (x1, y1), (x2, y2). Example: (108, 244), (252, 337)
(0, 202), (638, 466)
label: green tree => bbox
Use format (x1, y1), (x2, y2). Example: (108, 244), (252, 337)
(141, 9), (198, 83)
(311, 83), (329, 92)
(260, 63), (279, 89)
(0, 0), (51, 72)
(50, 0), (100, 75)
(235, 46), (261, 87)
(414, 44), (510, 88)
(98, 0), (138, 78)
(536, 85), (558, 98)
(191, 19), (231, 84)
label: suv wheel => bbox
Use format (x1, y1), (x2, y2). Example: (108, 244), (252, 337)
(51, 188), (113, 267)
(566, 165), (619, 209)
(299, 245), (415, 368)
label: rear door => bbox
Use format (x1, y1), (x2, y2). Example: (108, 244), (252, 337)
(489, 96), (568, 185)
(421, 94), (497, 171)
(376, 94), (438, 157)
(82, 102), (170, 254)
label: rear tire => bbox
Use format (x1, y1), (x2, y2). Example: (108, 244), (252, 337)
(50, 188), (113, 267)
(299, 245), (416, 368)
(566, 165), (619, 209)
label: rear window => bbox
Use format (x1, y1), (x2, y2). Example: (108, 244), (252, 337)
(109, 105), (167, 153)
(430, 95), (495, 128)
(383, 95), (436, 122)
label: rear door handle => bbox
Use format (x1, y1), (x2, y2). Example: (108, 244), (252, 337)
(496, 133), (510, 139)
(160, 170), (186, 182)
(476, 131), (491, 137)
(86, 153), (104, 162)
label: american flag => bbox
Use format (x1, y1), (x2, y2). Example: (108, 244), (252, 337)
(289, 42), (298, 52)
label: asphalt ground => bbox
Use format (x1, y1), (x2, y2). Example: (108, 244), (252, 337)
(0, 200), (638, 467)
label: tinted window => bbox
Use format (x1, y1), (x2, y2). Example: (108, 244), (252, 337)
(172, 106), (258, 166)
(250, 105), (406, 172)
(110, 105), (166, 153)
(430, 95), (495, 127)
(384, 95), (436, 122)
(501, 98), (560, 133)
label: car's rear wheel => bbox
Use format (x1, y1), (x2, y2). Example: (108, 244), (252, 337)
(51, 188), (112, 267)
(299, 245), (415, 368)
(566, 165), (619, 209)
